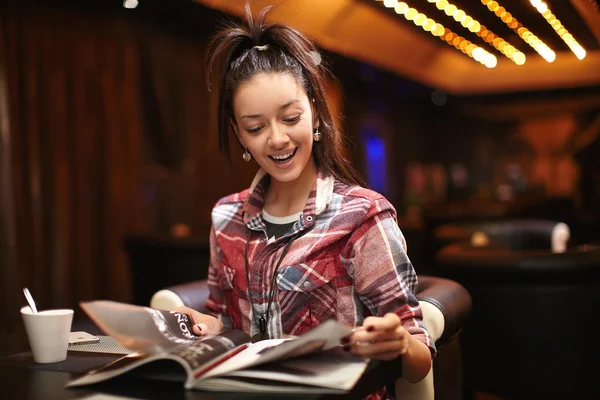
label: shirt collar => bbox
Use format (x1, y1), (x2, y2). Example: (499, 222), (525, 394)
(242, 168), (334, 231)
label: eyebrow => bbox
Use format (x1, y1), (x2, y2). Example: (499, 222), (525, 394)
(240, 99), (301, 119)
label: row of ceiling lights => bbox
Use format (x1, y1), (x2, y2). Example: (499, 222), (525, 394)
(480, 0), (555, 62)
(432, 0), (526, 65)
(376, 0), (587, 67)
(528, 0), (586, 60)
(382, 0), (498, 67)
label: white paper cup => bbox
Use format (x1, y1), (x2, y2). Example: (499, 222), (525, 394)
(21, 306), (74, 363)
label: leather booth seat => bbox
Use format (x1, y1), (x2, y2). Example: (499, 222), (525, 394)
(150, 275), (472, 400)
(436, 243), (600, 399)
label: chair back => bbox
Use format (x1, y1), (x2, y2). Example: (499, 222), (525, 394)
(434, 219), (570, 253)
(123, 235), (210, 306)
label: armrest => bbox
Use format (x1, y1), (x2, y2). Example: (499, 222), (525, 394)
(150, 280), (210, 314)
(416, 275), (472, 345)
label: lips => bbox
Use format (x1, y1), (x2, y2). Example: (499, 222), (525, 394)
(268, 147), (297, 164)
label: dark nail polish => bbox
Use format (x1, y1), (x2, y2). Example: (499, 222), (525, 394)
(366, 326), (374, 332)
(341, 337), (349, 344)
(343, 345), (350, 352)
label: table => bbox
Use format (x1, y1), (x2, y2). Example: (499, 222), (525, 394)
(0, 346), (402, 399)
(1, 309), (404, 399)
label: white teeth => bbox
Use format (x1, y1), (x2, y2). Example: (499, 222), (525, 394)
(272, 151), (294, 160)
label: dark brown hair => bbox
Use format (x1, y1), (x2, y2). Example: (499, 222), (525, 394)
(206, 4), (364, 186)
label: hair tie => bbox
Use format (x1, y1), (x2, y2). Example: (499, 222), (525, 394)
(253, 45), (269, 51)
(309, 50), (322, 66)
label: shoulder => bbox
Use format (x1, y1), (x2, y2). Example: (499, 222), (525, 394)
(211, 189), (249, 229)
(332, 181), (397, 221)
(214, 189), (250, 208)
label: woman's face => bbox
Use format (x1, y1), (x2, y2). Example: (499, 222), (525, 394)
(231, 72), (317, 185)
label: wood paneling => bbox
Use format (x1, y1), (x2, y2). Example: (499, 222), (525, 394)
(0, 4), (147, 313)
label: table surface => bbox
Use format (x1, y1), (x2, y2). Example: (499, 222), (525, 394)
(0, 364), (322, 400)
(0, 356), (399, 400)
(0, 324), (402, 400)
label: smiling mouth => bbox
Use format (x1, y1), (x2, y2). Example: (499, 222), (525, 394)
(268, 148), (298, 164)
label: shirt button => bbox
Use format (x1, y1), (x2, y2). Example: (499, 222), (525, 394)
(253, 274), (260, 282)
(306, 215), (313, 222)
(303, 281), (311, 288)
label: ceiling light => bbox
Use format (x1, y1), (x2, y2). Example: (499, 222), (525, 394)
(426, 0), (525, 65)
(380, 1), (497, 68)
(529, 0), (586, 60)
(480, 0), (556, 62)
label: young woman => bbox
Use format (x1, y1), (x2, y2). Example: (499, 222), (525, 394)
(177, 5), (435, 395)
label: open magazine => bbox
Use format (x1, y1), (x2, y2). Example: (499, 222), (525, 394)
(67, 300), (369, 393)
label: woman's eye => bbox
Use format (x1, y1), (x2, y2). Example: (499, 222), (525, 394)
(284, 115), (301, 123)
(246, 126), (263, 134)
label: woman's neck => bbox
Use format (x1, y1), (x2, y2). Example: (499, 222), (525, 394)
(263, 160), (318, 217)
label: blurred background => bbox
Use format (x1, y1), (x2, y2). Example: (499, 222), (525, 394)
(1, 0), (600, 358)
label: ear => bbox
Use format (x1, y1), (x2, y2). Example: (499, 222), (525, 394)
(230, 118), (245, 148)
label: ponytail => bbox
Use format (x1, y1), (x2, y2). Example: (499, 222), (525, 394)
(206, 4), (364, 187)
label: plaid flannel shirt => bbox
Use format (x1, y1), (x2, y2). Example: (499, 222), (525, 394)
(205, 170), (436, 395)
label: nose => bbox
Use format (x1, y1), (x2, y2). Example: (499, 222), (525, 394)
(267, 124), (290, 149)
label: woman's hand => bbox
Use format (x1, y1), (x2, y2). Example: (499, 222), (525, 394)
(343, 313), (409, 361)
(173, 306), (224, 336)
(343, 313), (432, 382)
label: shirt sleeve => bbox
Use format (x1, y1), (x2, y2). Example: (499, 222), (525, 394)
(344, 197), (436, 358)
(204, 226), (233, 330)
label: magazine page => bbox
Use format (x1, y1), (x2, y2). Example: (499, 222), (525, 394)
(67, 330), (250, 388)
(69, 311), (365, 393)
(170, 330), (250, 386)
(197, 319), (356, 385)
(80, 300), (200, 353)
(195, 349), (368, 393)
(67, 353), (161, 387)
(195, 339), (286, 381)
(248, 319), (354, 366)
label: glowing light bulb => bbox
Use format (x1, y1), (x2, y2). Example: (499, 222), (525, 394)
(424, 19), (436, 31)
(484, 55), (497, 68)
(513, 52), (526, 65)
(574, 48), (586, 60)
(454, 10), (466, 22)
(414, 13), (427, 26)
(445, 5), (457, 16)
(437, 0), (449, 10)
(405, 8), (418, 20)
(433, 24), (445, 36)
(395, 2), (409, 14)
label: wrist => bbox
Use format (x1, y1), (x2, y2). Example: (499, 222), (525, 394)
(401, 335), (432, 383)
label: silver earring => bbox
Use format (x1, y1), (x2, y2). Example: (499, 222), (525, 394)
(313, 128), (322, 142)
(243, 148), (252, 162)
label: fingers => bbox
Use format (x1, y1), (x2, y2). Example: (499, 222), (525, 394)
(363, 313), (401, 332)
(193, 323), (209, 336)
(346, 340), (406, 360)
(347, 338), (403, 355)
(191, 317), (223, 336)
(172, 307), (224, 336)
(342, 314), (409, 360)
(349, 314), (403, 343)
(344, 333), (409, 360)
